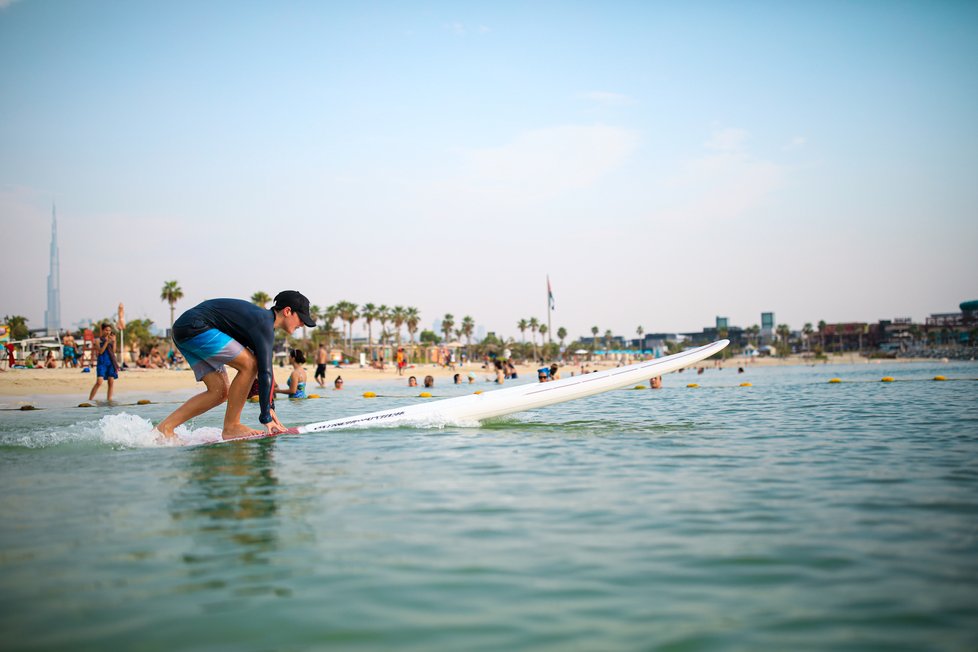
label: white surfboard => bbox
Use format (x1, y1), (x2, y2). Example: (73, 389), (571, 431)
(204, 339), (728, 443)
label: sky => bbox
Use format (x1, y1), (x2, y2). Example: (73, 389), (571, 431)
(2, 0), (976, 341)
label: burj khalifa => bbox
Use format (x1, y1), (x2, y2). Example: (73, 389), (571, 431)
(45, 204), (61, 336)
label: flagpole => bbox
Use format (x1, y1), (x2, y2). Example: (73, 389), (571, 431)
(546, 275), (552, 344)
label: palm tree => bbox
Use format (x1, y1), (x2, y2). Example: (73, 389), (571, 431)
(361, 303), (378, 359)
(557, 326), (567, 349)
(390, 306), (407, 347)
(406, 306), (421, 362)
(336, 301), (359, 353)
(818, 320), (827, 351)
(604, 329), (613, 352)
(539, 324), (548, 358)
(406, 307), (420, 343)
(517, 319), (528, 345)
(251, 291), (271, 308)
(802, 323), (814, 352)
(160, 281), (183, 334)
(441, 313), (455, 343)
(591, 325), (599, 358)
(636, 325), (644, 351)
(776, 324), (791, 356)
(377, 305), (390, 348)
(461, 315), (475, 349)
(529, 317), (540, 360)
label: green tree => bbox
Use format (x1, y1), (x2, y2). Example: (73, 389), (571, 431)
(361, 303), (378, 358)
(419, 329), (441, 345)
(124, 318), (157, 358)
(160, 280), (183, 334)
(517, 319), (529, 345)
(590, 325), (599, 358)
(636, 325), (644, 350)
(461, 315), (475, 348)
(776, 324), (791, 356)
(802, 323), (814, 352)
(529, 317), (540, 360)
(335, 301), (359, 353)
(391, 306), (407, 347)
(557, 326), (567, 349)
(441, 313), (455, 343)
(3, 315), (29, 340)
(251, 291), (271, 308)
(377, 305), (390, 347)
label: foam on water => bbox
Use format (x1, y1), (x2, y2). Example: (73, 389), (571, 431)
(0, 412), (224, 449)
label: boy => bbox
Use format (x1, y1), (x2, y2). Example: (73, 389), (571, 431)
(88, 323), (120, 402)
(156, 290), (316, 440)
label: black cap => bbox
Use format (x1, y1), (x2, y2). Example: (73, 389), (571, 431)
(273, 290), (316, 327)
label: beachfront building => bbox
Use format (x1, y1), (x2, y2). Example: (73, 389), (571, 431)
(44, 204), (61, 336)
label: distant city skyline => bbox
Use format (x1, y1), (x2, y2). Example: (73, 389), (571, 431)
(44, 204), (60, 336)
(2, 2), (976, 338)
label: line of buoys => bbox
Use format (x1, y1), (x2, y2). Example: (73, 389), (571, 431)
(933, 376), (946, 381)
(740, 382), (752, 387)
(881, 376), (895, 382)
(419, 392), (432, 398)
(686, 383), (699, 388)
(828, 378), (842, 384)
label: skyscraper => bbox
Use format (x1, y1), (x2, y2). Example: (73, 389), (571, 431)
(45, 204), (61, 336)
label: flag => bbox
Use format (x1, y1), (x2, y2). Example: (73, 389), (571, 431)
(547, 275), (555, 311)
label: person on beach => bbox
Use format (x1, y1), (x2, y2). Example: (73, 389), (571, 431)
(62, 332), (77, 368)
(155, 291), (316, 440)
(315, 344), (328, 387)
(396, 347), (406, 376)
(45, 351), (57, 368)
(88, 322), (120, 402)
(549, 363), (560, 380)
(275, 349), (307, 399)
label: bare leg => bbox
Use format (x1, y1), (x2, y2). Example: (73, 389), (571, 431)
(89, 378), (102, 401)
(221, 348), (262, 439)
(106, 377), (115, 402)
(156, 369), (230, 438)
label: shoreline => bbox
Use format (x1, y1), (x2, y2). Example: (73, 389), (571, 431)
(0, 353), (942, 400)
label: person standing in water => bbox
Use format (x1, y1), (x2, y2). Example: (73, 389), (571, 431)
(88, 322), (120, 402)
(315, 344), (328, 388)
(155, 291), (316, 440)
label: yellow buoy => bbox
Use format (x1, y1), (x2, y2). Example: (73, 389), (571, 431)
(19, 405), (36, 411)
(249, 396), (260, 403)
(137, 399), (152, 405)
(362, 391), (376, 398)
(686, 383), (699, 388)
(828, 378), (842, 384)
(78, 402), (94, 408)
(933, 376), (946, 381)
(419, 392), (432, 398)
(881, 376), (894, 382)
(740, 382), (752, 387)
(307, 394), (321, 399)
(634, 385), (646, 390)
(473, 390), (483, 395)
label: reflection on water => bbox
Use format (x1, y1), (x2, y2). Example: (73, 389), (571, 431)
(170, 442), (293, 604)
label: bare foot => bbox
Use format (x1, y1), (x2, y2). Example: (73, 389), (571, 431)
(222, 423), (262, 440)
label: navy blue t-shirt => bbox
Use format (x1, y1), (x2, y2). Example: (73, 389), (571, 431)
(173, 298), (277, 424)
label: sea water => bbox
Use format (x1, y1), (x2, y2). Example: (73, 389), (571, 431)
(1, 361), (976, 651)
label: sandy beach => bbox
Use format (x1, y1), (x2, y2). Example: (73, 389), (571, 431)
(0, 352), (923, 400)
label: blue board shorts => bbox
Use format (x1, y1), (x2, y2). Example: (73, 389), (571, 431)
(174, 328), (245, 381)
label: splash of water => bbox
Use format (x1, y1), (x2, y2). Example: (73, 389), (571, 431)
(0, 413), (224, 449)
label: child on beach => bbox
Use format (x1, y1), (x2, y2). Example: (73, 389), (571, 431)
(88, 323), (120, 402)
(275, 349), (308, 399)
(155, 290), (316, 440)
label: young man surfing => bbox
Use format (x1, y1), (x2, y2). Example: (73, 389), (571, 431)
(156, 290), (316, 441)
